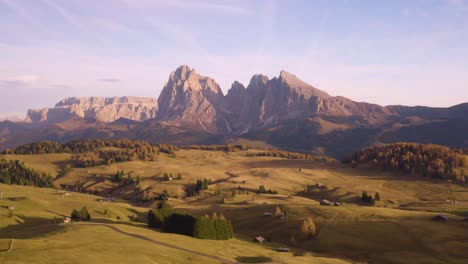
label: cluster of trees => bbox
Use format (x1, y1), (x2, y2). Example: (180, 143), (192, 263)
(157, 144), (178, 155)
(258, 185), (278, 194)
(4, 139), (179, 159)
(184, 144), (249, 152)
(71, 207), (91, 221)
(195, 179), (211, 192)
(361, 191), (380, 205)
(148, 209), (234, 240)
(72, 146), (159, 167)
(5, 139), (159, 154)
(162, 173), (182, 181)
(247, 150), (334, 162)
(0, 159), (53, 187)
(111, 170), (139, 187)
(351, 143), (467, 182)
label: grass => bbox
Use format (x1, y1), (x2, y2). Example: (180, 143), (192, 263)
(0, 184), (349, 264)
(2, 148), (468, 263)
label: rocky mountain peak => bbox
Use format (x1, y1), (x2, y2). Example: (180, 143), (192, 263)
(248, 74), (269, 89)
(26, 96), (157, 123)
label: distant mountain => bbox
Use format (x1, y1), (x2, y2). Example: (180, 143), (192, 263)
(0, 115), (23, 122)
(26, 96), (158, 123)
(2, 65), (467, 157)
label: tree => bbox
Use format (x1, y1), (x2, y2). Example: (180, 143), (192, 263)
(231, 190), (236, 198)
(258, 185), (266, 193)
(176, 173), (182, 180)
(71, 209), (81, 221)
(375, 192), (381, 201)
(163, 173), (170, 181)
(80, 206), (91, 221)
(274, 206), (283, 216)
(300, 217), (316, 240)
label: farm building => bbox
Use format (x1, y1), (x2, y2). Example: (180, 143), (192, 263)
(432, 215), (448, 222)
(7, 206), (15, 210)
(254, 236), (265, 243)
(263, 212), (273, 217)
(276, 247), (290, 252)
(63, 217), (71, 223)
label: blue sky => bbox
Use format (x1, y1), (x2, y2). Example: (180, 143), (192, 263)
(1, 0), (467, 117)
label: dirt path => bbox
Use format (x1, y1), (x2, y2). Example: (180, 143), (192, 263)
(79, 223), (236, 264)
(1, 239), (14, 253)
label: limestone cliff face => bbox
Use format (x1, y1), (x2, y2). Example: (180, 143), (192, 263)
(26, 96), (158, 123)
(25, 65), (444, 133)
(156, 65), (230, 132)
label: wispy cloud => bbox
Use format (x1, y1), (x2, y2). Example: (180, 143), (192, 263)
(42, 0), (82, 28)
(98, 78), (121, 83)
(121, 0), (253, 16)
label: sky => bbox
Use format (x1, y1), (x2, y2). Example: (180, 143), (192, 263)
(1, 0), (468, 117)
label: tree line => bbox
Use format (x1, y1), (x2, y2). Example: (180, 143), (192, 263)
(350, 143), (467, 182)
(246, 150), (335, 162)
(0, 158), (53, 187)
(183, 144), (249, 152)
(3, 139), (177, 156)
(148, 208), (234, 240)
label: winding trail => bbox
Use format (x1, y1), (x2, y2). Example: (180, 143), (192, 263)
(78, 223), (236, 264)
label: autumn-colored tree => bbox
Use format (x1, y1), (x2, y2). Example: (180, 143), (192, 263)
(300, 217), (316, 240)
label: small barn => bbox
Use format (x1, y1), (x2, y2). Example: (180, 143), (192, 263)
(264, 212), (273, 217)
(276, 247), (290, 252)
(320, 199), (333, 206)
(63, 217), (71, 223)
(7, 206), (15, 211)
(254, 236), (265, 243)
(334, 202), (341, 207)
(432, 215), (448, 222)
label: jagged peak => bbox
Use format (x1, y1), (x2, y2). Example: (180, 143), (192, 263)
(171, 65), (197, 82)
(248, 74), (269, 88)
(226, 81), (246, 97)
(276, 70), (331, 99)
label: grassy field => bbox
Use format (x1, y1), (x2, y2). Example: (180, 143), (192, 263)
(0, 184), (351, 264)
(2, 149), (468, 263)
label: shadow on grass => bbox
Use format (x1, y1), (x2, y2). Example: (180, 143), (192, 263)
(5, 197), (28, 201)
(0, 215), (67, 239)
(235, 256), (273, 263)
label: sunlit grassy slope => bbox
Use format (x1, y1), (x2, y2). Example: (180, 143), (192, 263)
(0, 184), (350, 264)
(2, 149), (468, 263)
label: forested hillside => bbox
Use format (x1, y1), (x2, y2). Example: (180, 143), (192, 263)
(0, 158), (54, 187)
(351, 143), (467, 182)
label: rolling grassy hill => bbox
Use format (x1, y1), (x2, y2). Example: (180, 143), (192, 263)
(0, 184), (348, 264)
(1, 146), (468, 263)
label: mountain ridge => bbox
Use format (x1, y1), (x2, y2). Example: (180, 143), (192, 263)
(4, 65), (466, 157)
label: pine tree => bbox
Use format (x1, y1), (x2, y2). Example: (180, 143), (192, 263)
(274, 206), (283, 216)
(258, 185), (266, 193)
(300, 217), (316, 240)
(375, 192), (381, 201)
(80, 206), (91, 221)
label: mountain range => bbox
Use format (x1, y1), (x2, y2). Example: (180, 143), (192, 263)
(1, 65), (467, 157)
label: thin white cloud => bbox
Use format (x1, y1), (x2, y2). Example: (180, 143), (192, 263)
(121, 0), (253, 16)
(42, 0), (82, 28)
